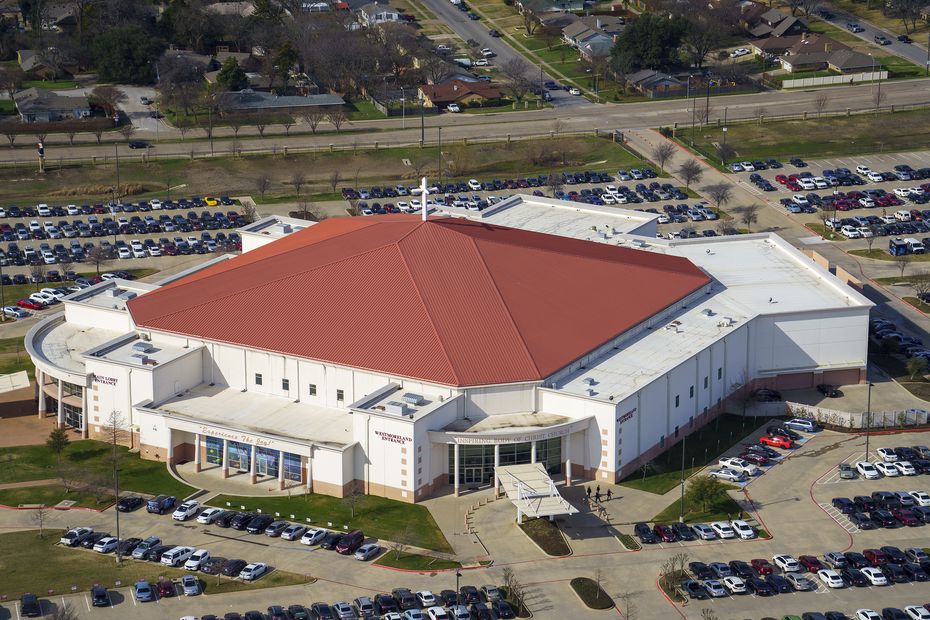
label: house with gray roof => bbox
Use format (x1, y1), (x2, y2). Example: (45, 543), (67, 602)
(217, 90), (345, 114)
(13, 88), (90, 123)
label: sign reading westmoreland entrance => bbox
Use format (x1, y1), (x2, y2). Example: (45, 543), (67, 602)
(374, 430), (412, 444)
(454, 427), (570, 445)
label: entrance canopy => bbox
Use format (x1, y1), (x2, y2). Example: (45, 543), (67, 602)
(496, 462), (578, 521)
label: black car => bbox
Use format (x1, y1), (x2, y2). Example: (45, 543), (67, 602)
(844, 552), (871, 568)
(230, 512), (256, 530)
(849, 512), (877, 530)
(320, 530), (344, 550)
(488, 28), (500, 36)
(728, 560), (754, 579)
(764, 573), (792, 593)
(881, 546), (907, 563)
(287, 605), (310, 620)
(91, 585), (109, 607)
(128, 140), (150, 149)
(802, 614), (828, 620)
(490, 600), (516, 619)
(766, 425), (800, 441)
(116, 537), (142, 556)
(116, 495), (144, 512)
(20, 593), (41, 617)
(309, 603), (334, 619)
(854, 496), (877, 512)
(744, 444), (780, 459)
(439, 590), (458, 607)
(689, 562), (714, 580)
(881, 608), (908, 620)
(841, 568), (868, 587)
(681, 580), (708, 599)
(873, 491), (902, 510)
(870, 510), (899, 528)
(200, 557), (227, 575)
(672, 522), (695, 541)
(816, 384), (840, 397)
(459, 585), (480, 604)
(243, 612), (264, 620)
(245, 514), (274, 534)
(471, 602), (493, 620)
(832, 497), (855, 514)
(267, 606), (288, 620)
(145, 544), (173, 563)
(898, 34), (912, 42)
(392, 588), (418, 610)
(790, 157), (807, 167)
(903, 562), (929, 581)
(221, 559), (248, 576)
(214, 510), (239, 528)
(881, 563), (909, 583)
(81, 532), (110, 549)
(633, 522), (657, 544)
(372, 594), (399, 615)
(746, 577), (774, 596)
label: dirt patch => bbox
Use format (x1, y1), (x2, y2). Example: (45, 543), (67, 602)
(47, 183), (148, 197)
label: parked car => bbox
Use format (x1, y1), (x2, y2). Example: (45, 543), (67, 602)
(147, 495), (176, 514)
(117, 495), (144, 512)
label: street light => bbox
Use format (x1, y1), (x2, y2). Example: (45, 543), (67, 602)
(721, 127), (728, 165)
(865, 380), (873, 459)
(400, 86), (406, 130)
(678, 432), (687, 522)
(455, 569), (462, 604)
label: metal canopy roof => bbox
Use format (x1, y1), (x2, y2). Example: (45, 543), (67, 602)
(495, 463), (578, 520)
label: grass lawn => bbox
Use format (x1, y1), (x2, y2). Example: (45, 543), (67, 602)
(771, 70), (835, 84)
(209, 494), (452, 553)
(518, 517), (570, 556)
(850, 248), (930, 261)
(0, 99), (15, 115)
(0, 440), (196, 497)
(22, 80), (79, 90)
(346, 100), (387, 121)
(619, 414), (764, 494)
(875, 275), (927, 285)
(374, 551), (461, 570)
(804, 222), (845, 240)
(0, 529), (310, 598)
(616, 532), (641, 550)
(651, 490), (742, 524)
(870, 348), (930, 400)
(880, 55), (925, 78)
(903, 296), (930, 311)
(0, 335), (31, 378)
(685, 108), (930, 161)
(570, 577), (614, 609)
(0, 484), (113, 508)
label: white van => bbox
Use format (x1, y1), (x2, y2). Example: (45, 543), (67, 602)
(161, 545), (195, 567)
(895, 210), (912, 222)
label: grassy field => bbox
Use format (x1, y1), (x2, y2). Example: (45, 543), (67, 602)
(518, 517), (571, 556)
(209, 494), (452, 553)
(619, 414), (765, 494)
(0, 440), (196, 497)
(0, 529), (310, 598)
(374, 551), (461, 570)
(346, 101), (387, 121)
(686, 108), (930, 161)
(881, 55), (926, 78)
(0, 136), (648, 206)
(0, 484), (113, 508)
(850, 248), (930, 261)
(0, 335), (31, 377)
(651, 490), (742, 524)
(870, 347), (930, 400)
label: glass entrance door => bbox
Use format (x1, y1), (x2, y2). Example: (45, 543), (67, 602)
(464, 467), (484, 484)
(256, 448), (278, 477)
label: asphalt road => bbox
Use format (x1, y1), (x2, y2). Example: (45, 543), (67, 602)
(821, 3), (930, 67)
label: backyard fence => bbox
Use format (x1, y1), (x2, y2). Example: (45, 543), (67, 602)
(781, 70), (889, 90)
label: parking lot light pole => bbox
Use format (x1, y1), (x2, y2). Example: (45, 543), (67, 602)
(455, 569), (462, 604)
(865, 380), (873, 459)
(678, 432), (687, 522)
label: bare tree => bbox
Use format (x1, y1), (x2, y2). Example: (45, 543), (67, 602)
(0, 122), (17, 147)
(329, 170), (342, 193)
(228, 117), (242, 138)
(814, 92), (829, 117)
(342, 488), (363, 518)
(522, 7), (540, 33)
(701, 609), (719, 620)
(90, 86), (127, 117)
(910, 270), (930, 298)
(49, 601), (79, 620)
(327, 108), (348, 132)
(255, 118), (268, 137)
(716, 143), (736, 166)
(696, 99), (713, 125)
(282, 119), (294, 136)
(86, 246), (109, 275)
(651, 142), (677, 173)
(118, 124), (136, 142)
(92, 128), (103, 144)
(617, 591), (637, 620)
(873, 86), (887, 112)
(302, 109), (326, 134)
(677, 160), (704, 190)
(30, 263), (47, 290)
(241, 200), (258, 223)
(897, 253), (912, 278)
(255, 175), (272, 199)
(547, 169), (564, 196)
(737, 204), (761, 231)
(290, 171), (307, 198)
(499, 57), (534, 103)
(703, 183), (733, 214)
(31, 506), (50, 537)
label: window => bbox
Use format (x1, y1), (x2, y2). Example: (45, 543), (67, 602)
(674, 425), (679, 437)
(674, 395), (680, 408)
(308, 383), (317, 396)
(703, 376), (708, 389)
(255, 373), (263, 386)
(336, 389), (344, 402)
(659, 435), (665, 447)
(282, 378), (290, 391)
(689, 386), (694, 398)
(718, 367), (722, 380)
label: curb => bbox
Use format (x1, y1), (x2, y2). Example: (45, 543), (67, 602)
(0, 502), (107, 512)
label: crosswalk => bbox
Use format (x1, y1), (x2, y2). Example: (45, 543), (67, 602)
(817, 502), (862, 534)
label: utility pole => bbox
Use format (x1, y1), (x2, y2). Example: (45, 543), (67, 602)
(114, 143), (120, 201)
(437, 126), (443, 185)
(678, 432), (687, 522)
(400, 86), (406, 130)
(420, 101), (425, 145)
(112, 422), (122, 563)
(865, 381), (873, 459)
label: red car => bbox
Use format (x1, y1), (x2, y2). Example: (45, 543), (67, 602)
(751, 558), (774, 575)
(760, 435), (792, 449)
(864, 549), (889, 566)
(775, 175), (788, 184)
(156, 580), (174, 598)
(16, 299), (45, 310)
(892, 507), (920, 526)
(652, 524), (677, 542)
(739, 451), (769, 466)
(798, 555), (825, 571)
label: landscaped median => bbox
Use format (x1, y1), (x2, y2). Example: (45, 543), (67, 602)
(517, 517), (571, 556)
(0, 530), (312, 599)
(209, 494), (453, 553)
(570, 577), (614, 610)
(373, 550), (462, 571)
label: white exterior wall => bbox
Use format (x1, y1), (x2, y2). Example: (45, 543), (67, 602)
(84, 358), (154, 431)
(135, 407), (174, 459)
(151, 349), (205, 404)
(314, 447), (349, 489)
(64, 302), (136, 332)
(465, 383), (537, 417)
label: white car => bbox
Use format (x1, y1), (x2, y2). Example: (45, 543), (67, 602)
(792, 194), (809, 206)
(730, 520), (755, 539)
(856, 611), (881, 620)
(238, 562), (268, 581)
(416, 591), (436, 607)
(798, 178), (816, 190)
(172, 500), (200, 521)
(333, 602), (355, 618)
(161, 545), (195, 567)
(740, 161), (755, 172)
(300, 528), (327, 545)
(910, 491), (930, 506)
(785, 573), (815, 591)
(473, 59), (489, 66)
(708, 468), (746, 483)
(840, 225), (861, 239)
(717, 457), (759, 476)
(691, 523), (716, 540)
(569, 87), (581, 96)
(467, 179), (481, 191)
(855, 461), (880, 479)
(721, 576), (745, 594)
(905, 606), (930, 620)
(817, 569), (844, 588)
(877, 447), (899, 462)
(868, 171), (885, 183)
(773, 554), (801, 572)
(703, 580), (727, 597)
(875, 461), (899, 477)
(426, 607), (450, 620)
(710, 521), (736, 539)
(894, 460), (917, 475)
(196, 507), (223, 524)
(729, 163), (743, 172)
(856, 165), (872, 175)
(60, 527), (93, 546)
(184, 549), (210, 571)
(93, 536), (119, 553)
(730, 47), (750, 57)
(860, 567), (887, 586)
(446, 103), (461, 113)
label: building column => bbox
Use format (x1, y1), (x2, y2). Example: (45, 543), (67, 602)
(56, 380), (64, 428)
(493, 444), (500, 497)
(194, 433), (202, 472)
(36, 370), (46, 418)
(564, 432), (572, 487)
(278, 450), (285, 490)
(305, 454), (313, 492)
(453, 443), (460, 497)
(249, 444), (257, 484)
(80, 385), (88, 438)
(222, 439), (229, 478)
(166, 428), (174, 464)
(530, 440), (537, 464)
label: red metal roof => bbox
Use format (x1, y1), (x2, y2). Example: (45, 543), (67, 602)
(128, 216), (710, 387)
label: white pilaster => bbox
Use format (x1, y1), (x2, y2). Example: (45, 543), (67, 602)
(222, 438), (229, 478)
(530, 440), (537, 464)
(278, 449), (285, 490)
(453, 443), (460, 497)
(249, 443), (257, 483)
(56, 380), (64, 428)
(564, 432), (572, 486)
(194, 433), (202, 472)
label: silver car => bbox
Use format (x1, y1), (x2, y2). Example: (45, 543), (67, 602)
(180, 574), (201, 596)
(786, 573), (815, 591)
(691, 524), (717, 540)
(333, 601), (355, 619)
(281, 524), (308, 541)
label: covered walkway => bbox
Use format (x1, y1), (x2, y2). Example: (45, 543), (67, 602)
(495, 463), (578, 522)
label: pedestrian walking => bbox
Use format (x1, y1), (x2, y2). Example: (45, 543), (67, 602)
(606, 488), (613, 501)
(595, 490), (602, 502)
(586, 486), (592, 499)
(596, 485), (601, 496)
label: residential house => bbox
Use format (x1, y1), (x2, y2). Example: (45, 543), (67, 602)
(205, 1), (256, 16)
(418, 79), (502, 108)
(561, 18), (618, 60)
(825, 49), (876, 73)
(41, 3), (77, 31)
(515, 0), (586, 15)
(16, 49), (75, 78)
(745, 6), (807, 38)
(579, 15), (624, 37)
(625, 69), (683, 98)
(216, 90), (345, 114)
(754, 32), (875, 73)
(13, 88), (90, 123)
(357, 2), (400, 26)
(578, 37), (613, 60)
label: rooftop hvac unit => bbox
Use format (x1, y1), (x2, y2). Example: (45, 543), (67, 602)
(583, 377), (597, 386)
(701, 308), (715, 317)
(117, 291), (137, 301)
(132, 341), (155, 353)
(278, 224), (292, 234)
(385, 401), (409, 415)
(401, 392), (424, 405)
(106, 288), (121, 297)
(717, 317), (734, 327)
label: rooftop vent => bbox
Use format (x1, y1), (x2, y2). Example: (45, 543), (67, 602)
(278, 224), (292, 234)
(586, 388), (597, 397)
(132, 341), (155, 353)
(385, 401), (409, 416)
(117, 291), (137, 301)
(701, 308), (715, 317)
(401, 392), (424, 405)
(583, 377), (597, 386)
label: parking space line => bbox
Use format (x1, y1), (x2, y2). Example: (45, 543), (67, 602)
(130, 588), (137, 607)
(84, 595), (91, 611)
(15, 602), (21, 620)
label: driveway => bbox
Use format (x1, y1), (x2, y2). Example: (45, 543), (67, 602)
(112, 85), (170, 136)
